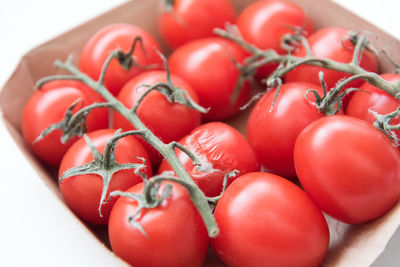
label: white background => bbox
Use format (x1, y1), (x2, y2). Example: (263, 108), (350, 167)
(0, 0), (400, 266)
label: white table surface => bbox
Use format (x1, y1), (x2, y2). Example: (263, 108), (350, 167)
(0, 0), (399, 266)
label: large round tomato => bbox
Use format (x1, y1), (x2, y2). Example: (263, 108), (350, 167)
(158, 122), (260, 197)
(294, 115), (400, 224)
(285, 27), (378, 90)
(247, 82), (326, 178)
(346, 73), (400, 136)
(168, 37), (252, 120)
(211, 172), (329, 267)
(59, 129), (152, 225)
(113, 70), (202, 166)
(22, 80), (108, 166)
(237, 0), (314, 78)
(158, 0), (236, 49)
(108, 181), (208, 267)
(79, 23), (163, 96)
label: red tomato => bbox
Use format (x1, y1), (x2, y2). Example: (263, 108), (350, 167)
(211, 172), (329, 267)
(285, 27), (378, 90)
(294, 115), (400, 224)
(247, 82), (327, 178)
(79, 23), (163, 96)
(158, 0), (236, 49)
(22, 80), (108, 166)
(113, 70), (202, 166)
(158, 122), (260, 197)
(108, 182), (208, 267)
(346, 73), (400, 137)
(59, 129), (152, 225)
(237, 0), (314, 78)
(168, 37), (252, 120)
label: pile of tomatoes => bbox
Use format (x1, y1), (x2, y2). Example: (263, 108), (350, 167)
(21, 0), (400, 266)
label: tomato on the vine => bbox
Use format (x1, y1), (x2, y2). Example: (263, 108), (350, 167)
(59, 129), (152, 225)
(158, 0), (236, 49)
(294, 115), (400, 224)
(168, 37), (252, 120)
(79, 23), (163, 96)
(211, 172), (330, 267)
(158, 122), (259, 197)
(108, 181), (209, 267)
(22, 80), (108, 166)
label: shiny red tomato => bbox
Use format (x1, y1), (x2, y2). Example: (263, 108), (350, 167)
(285, 27), (378, 90)
(22, 80), (108, 166)
(346, 73), (400, 137)
(211, 172), (330, 267)
(59, 129), (152, 225)
(158, 0), (236, 49)
(158, 122), (259, 197)
(79, 23), (163, 96)
(113, 70), (202, 166)
(168, 37), (252, 120)
(237, 0), (314, 78)
(108, 182), (208, 267)
(247, 82), (327, 178)
(294, 115), (400, 223)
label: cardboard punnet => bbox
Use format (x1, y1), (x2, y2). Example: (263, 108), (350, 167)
(1, 0), (400, 266)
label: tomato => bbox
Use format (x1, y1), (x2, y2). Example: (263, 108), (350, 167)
(59, 129), (152, 225)
(79, 23), (163, 96)
(247, 82), (328, 178)
(158, 0), (236, 49)
(158, 122), (259, 197)
(108, 181), (208, 267)
(113, 70), (202, 166)
(237, 0), (314, 78)
(346, 73), (400, 136)
(211, 172), (329, 267)
(294, 115), (400, 224)
(22, 80), (108, 166)
(168, 37), (252, 120)
(285, 27), (378, 90)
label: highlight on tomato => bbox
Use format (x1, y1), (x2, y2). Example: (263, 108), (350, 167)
(211, 172), (330, 267)
(294, 115), (400, 224)
(22, 80), (108, 166)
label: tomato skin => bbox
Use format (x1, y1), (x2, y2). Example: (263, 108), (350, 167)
(79, 23), (163, 96)
(168, 37), (252, 120)
(108, 182), (209, 267)
(285, 27), (378, 89)
(247, 82), (327, 178)
(113, 70), (202, 166)
(158, 122), (260, 197)
(22, 80), (108, 166)
(158, 0), (236, 49)
(294, 115), (400, 224)
(59, 129), (152, 225)
(346, 73), (400, 137)
(211, 172), (329, 267)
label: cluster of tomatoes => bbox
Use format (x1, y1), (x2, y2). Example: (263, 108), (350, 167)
(20, 0), (400, 266)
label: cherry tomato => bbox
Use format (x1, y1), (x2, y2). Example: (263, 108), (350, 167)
(22, 80), (108, 166)
(168, 37), (252, 120)
(158, 0), (236, 49)
(211, 172), (330, 267)
(237, 0), (314, 78)
(158, 122), (260, 197)
(294, 115), (400, 224)
(59, 129), (152, 225)
(346, 73), (400, 137)
(108, 182), (208, 267)
(247, 82), (327, 178)
(113, 70), (202, 167)
(285, 27), (378, 90)
(79, 23), (163, 96)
